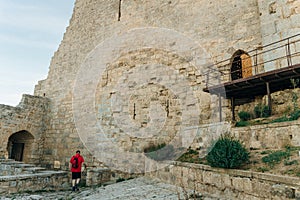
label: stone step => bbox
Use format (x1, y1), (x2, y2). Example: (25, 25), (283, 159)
(0, 161), (38, 176)
(0, 159), (70, 194)
(3, 162), (35, 168)
(23, 167), (46, 174)
(0, 160), (21, 165)
(0, 159), (15, 163)
(0, 170), (69, 195)
(0, 170), (68, 181)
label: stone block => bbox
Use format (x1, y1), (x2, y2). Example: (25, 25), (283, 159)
(290, 14), (300, 28)
(251, 179), (271, 198)
(222, 174), (232, 188)
(271, 184), (296, 199)
(202, 171), (215, 185)
(9, 181), (17, 187)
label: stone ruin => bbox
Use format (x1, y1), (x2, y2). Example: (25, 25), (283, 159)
(1, 0), (300, 195)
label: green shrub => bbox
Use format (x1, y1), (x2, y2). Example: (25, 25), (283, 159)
(271, 116), (289, 123)
(238, 111), (251, 121)
(235, 121), (250, 127)
(257, 166), (269, 173)
(184, 148), (198, 155)
(289, 109), (300, 121)
(271, 110), (300, 123)
(176, 148), (203, 164)
(206, 134), (250, 169)
(254, 104), (271, 118)
(262, 106), (271, 117)
(260, 150), (272, 155)
(254, 104), (261, 118)
(262, 150), (290, 167)
(284, 159), (298, 166)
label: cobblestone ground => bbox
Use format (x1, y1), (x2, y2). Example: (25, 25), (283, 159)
(0, 177), (220, 200)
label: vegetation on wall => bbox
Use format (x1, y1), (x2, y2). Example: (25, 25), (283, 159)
(254, 104), (271, 118)
(271, 110), (300, 123)
(235, 105), (271, 127)
(262, 149), (290, 167)
(177, 148), (206, 164)
(235, 111), (251, 127)
(291, 78), (299, 110)
(176, 144), (300, 177)
(253, 146), (300, 176)
(238, 111), (251, 121)
(235, 78), (300, 127)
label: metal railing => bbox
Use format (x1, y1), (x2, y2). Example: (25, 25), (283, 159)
(204, 33), (300, 88)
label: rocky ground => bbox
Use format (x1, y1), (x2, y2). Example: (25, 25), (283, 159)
(0, 177), (220, 200)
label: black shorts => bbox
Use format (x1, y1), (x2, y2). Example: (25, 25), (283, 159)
(72, 172), (81, 179)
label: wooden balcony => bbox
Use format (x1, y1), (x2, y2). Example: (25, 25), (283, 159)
(203, 33), (300, 121)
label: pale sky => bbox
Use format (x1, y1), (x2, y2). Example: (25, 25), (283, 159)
(0, 0), (75, 106)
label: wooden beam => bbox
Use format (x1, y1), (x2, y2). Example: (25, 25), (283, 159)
(231, 97), (235, 121)
(266, 82), (272, 115)
(118, 0), (122, 21)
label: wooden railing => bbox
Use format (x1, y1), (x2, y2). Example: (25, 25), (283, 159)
(204, 33), (300, 88)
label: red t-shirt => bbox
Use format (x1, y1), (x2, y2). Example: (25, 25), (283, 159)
(70, 154), (84, 172)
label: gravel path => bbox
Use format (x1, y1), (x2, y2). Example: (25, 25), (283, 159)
(0, 177), (220, 200)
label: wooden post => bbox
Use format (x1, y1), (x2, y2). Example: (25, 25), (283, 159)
(231, 97), (235, 121)
(266, 82), (272, 115)
(219, 93), (222, 122)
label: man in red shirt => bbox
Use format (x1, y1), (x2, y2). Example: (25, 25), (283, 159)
(69, 150), (85, 191)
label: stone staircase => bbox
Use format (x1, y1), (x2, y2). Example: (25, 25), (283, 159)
(0, 159), (69, 194)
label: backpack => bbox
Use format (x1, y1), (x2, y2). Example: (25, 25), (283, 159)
(72, 157), (79, 169)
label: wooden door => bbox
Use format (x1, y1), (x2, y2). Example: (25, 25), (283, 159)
(241, 53), (252, 78)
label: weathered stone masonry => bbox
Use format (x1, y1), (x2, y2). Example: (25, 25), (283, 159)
(0, 0), (300, 173)
(147, 161), (300, 199)
(32, 0), (263, 168)
(0, 95), (49, 165)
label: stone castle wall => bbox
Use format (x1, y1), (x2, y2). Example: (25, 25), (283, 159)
(258, 0), (300, 71)
(258, 0), (300, 43)
(32, 0), (262, 169)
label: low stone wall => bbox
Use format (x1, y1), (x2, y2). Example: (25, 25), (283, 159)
(232, 120), (300, 149)
(193, 120), (300, 151)
(147, 161), (300, 199)
(86, 167), (142, 186)
(0, 171), (69, 194)
(86, 168), (111, 186)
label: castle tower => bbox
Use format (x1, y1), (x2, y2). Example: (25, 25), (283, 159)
(32, 0), (263, 170)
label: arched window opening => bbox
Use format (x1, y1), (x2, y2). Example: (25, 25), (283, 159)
(7, 130), (34, 162)
(231, 50), (253, 81)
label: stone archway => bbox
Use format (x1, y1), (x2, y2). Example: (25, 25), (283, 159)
(7, 130), (34, 162)
(231, 50), (253, 80)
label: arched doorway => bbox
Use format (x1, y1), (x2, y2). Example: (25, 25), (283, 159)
(231, 50), (253, 81)
(7, 130), (34, 162)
